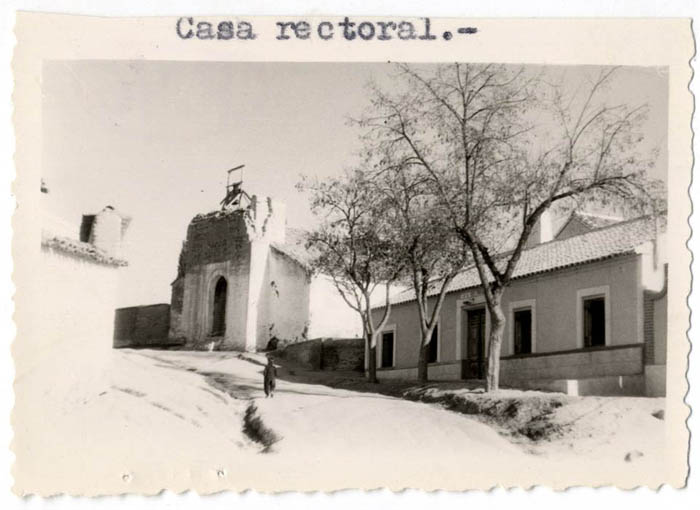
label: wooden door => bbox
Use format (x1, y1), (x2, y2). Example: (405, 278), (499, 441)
(463, 307), (486, 379)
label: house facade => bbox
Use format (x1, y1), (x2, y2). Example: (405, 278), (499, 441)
(371, 212), (668, 397)
(23, 188), (131, 375)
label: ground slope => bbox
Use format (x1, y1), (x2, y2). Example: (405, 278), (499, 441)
(13, 349), (668, 494)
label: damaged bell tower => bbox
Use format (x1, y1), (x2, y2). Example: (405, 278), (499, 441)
(169, 166), (301, 352)
(219, 165), (250, 211)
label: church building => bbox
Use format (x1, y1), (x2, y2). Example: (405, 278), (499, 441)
(166, 193), (361, 351)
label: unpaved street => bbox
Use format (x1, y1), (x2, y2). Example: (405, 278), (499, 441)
(141, 350), (667, 490)
(14, 349), (668, 495)
(142, 350), (536, 490)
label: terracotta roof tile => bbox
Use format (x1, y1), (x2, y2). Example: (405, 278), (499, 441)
(387, 216), (657, 306)
(41, 231), (128, 267)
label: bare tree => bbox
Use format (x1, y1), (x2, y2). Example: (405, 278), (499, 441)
(369, 162), (468, 382)
(298, 170), (402, 383)
(360, 63), (664, 391)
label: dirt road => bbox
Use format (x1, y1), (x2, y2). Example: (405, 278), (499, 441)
(144, 350), (668, 490)
(14, 349), (668, 495)
(142, 350), (539, 490)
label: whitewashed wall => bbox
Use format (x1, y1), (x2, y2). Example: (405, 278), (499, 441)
(17, 247), (122, 377)
(259, 248), (312, 348)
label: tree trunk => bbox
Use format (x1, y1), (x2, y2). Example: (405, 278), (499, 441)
(485, 290), (506, 392)
(417, 338), (429, 383)
(366, 334), (378, 383)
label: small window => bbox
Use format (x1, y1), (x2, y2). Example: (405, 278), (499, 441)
(583, 296), (606, 347)
(381, 331), (394, 368)
(513, 309), (532, 355)
(428, 325), (438, 363)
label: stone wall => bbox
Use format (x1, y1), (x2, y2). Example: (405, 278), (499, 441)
(185, 210), (250, 268)
(169, 276), (186, 339)
(319, 338), (365, 371)
(171, 277), (184, 313)
(276, 338), (323, 369)
(276, 338), (364, 371)
(113, 304), (175, 348)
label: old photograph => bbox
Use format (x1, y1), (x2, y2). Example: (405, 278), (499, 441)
(10, 14), (693, 496)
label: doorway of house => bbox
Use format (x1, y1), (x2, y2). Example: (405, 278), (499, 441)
(211, 277), (227, 336)
(463, 307), (486, 379)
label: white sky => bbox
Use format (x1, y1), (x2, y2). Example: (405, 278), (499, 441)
(41, 62), (668, 307)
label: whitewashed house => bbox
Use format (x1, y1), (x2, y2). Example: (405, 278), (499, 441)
(371, 212), (668, 396)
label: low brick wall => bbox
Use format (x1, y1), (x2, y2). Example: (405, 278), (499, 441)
(277, 337), (364, 371)
(114, 304), (178, 348)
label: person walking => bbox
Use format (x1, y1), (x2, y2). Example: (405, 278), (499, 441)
(263, 357), (277, 398)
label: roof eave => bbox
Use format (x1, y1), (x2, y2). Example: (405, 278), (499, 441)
(376, 250), (638, 309)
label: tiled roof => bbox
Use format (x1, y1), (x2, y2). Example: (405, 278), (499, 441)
(41, 231), (128, 267)
(386, 216), (657, 306)
(555, 211), (623, 238)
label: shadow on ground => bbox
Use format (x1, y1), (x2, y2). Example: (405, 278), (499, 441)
(268, 352), (486, 398)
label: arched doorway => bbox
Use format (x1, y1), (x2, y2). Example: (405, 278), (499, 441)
(211, 277), (227, 336)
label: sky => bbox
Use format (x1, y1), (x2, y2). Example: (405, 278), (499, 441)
(41, 62), (668, 307)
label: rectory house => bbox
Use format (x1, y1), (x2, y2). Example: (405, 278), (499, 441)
(371, 211), (668, 397)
